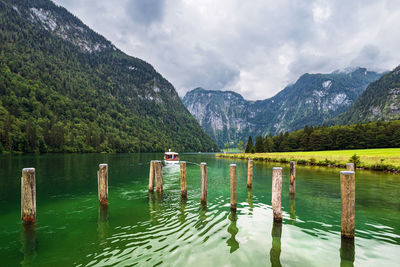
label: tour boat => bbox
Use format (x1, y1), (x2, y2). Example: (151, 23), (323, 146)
(164, 150), (180, 164)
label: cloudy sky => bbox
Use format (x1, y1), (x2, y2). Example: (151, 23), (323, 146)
(54, 0), (400, 100)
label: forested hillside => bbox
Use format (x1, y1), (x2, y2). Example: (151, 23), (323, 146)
(334, 65), (400, 124)
(0, 0), (218, 153)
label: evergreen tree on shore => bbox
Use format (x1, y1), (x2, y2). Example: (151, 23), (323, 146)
(245, 136), (253, 153)
(255, 136), (264, 152)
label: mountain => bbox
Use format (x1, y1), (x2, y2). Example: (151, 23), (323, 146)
(334, 65), (400, 124)
(0, 0), (218, 153)
(182, 88), (272, 148)
(183, 68), (382, 147)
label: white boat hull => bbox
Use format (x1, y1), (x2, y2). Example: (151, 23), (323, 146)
(164, 160), (180, 164)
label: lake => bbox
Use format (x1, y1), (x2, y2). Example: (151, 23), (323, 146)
(0, 153), (399, 266)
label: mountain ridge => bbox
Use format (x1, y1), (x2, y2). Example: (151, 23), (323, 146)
(183, 68), (382, 147)
(334, 65), (400, 124)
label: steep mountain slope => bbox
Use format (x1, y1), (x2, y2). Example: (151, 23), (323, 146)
(183, 68), (381, 147)
(266, 68), (382, 133)
(0, 0), (218, 152)
(334, 65), (400, 124)
(182, 88), (275, 147)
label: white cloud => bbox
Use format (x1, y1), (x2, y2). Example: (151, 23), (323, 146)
(312, 1), (331, 23)
(54, 0), (400, 100)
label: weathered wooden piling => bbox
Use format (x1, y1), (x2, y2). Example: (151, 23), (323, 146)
(272, 167), (283, 222)
(289, 161), (296, 195)
(148, 160), (155, 192)
(155, 161), (163, 193)
(200, 162), (207, 204)
(230, 164), (237, 211)
(21, 168), (36, 223)
(247, 160), (253, 188)
(340, 171), (355, 238)
(180, 161), (187, 198)
(98, 164), (108, 205)
(346, 163), (355, 172)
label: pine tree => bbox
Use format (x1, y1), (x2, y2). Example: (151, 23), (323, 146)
(255, 136), (264, 152)
(245, 136), (253, 153)
(264, 136), (274, 152)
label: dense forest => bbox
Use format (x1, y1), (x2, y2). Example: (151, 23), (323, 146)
(0, 0), (218, 153)
(245, 120), (400, 153)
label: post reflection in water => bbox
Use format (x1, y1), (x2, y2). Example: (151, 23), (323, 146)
(179, 198), (187, 224)
(97, 204), (109, 245)
(247, 189), (253, 214)
(226, 210), (239, 253)
(270, 221), (282, 267)
(148, 191), (155, 221)
(20, 223), (37, 266)
(340, 237), (355, 267)
(196, 203), (208, 231)
(289, 194), (296, 223)
(155, 191), (164, 217)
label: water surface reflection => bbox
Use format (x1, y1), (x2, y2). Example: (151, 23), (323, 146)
(340, 237), (355, 267)
(270, 222), (282, 267)
(227, 211), (239, 253)
(20, 223), (36, 266)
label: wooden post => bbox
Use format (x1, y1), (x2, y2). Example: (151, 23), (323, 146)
(247, 160), (253, 188)
(155, 161), (163, 193)
(340, 171), (355, 238)
(148, 161), (155, 192)
(98, 164), (108, 205)
(272, 167), (282, 222)
(230, 164), (237, 211)
(180, 161), (187, 198)
(21, 168), (36, 223)
(200, 162), (207, 204)
(289, 161), (296, 195)
(346, 163), (355, 172)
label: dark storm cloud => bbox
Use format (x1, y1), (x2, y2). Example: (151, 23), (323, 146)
(53, 0), (400, 100)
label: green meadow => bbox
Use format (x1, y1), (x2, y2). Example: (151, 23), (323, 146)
(217, 148), (400, 172)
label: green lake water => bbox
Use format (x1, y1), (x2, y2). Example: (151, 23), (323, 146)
(0, 153), (399, 266)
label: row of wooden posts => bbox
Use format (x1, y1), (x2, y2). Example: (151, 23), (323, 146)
(20, 161), (356, 238)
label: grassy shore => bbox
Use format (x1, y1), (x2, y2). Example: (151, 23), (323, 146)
(216, 148), (400, 172)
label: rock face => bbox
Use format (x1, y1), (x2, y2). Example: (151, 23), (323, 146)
(183, 88), (270, 148)
(0, 0), (218, 152)
(334, 65), (400, 124)
(183, 68), (382, 147)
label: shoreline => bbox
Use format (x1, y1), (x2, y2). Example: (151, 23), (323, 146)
(216, 149), (400, 174)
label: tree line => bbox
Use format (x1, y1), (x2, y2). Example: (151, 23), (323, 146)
(245, 120), (400, 153)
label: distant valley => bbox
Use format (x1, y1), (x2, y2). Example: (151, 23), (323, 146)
(183, 68), (383, 147)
